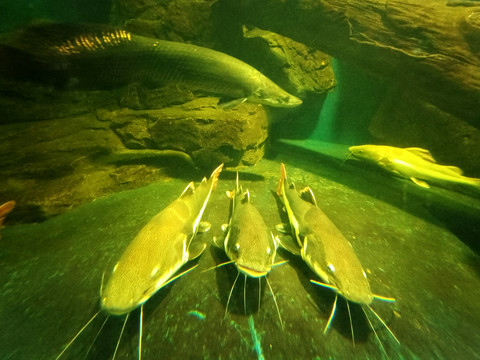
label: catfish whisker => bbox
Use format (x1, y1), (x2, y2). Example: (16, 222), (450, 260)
(201, 260), (236, 273)
(112, 312), (129, 360)
(225, 272), (240, 318)
(361, 306), (386, 356)
(324, 294), (338, 334)
(271, 260), (289, 268)
(243, 274), (247, 316)
(138, 305), (144, 360)
(310, 279), (339, 292)
(346, 301), (355, 347)
(366, 305), (400, 344)
(162, 264), (199, 288)
(55, 310), (101, 360)
(373, 294), (396, 303)
(258, 278), (261, 312)
(266, 276), (284, 330)
(82, 315), (110, 360)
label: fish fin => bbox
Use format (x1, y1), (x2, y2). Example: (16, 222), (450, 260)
(277, 234), (301, 256)
(444, 165), (463, 175)
(277, 163), (287, 196)
(226, 190), (235, 199)
(405, 147), (436, 163)
(212, 235), (224, 248)
(300, 187), (317, 206)
(469, 178), (480, 188)
(410, 177), (430, 188)
(180, 182), (195, 198)
(271, 232), (279, 250)
(218, 97), (247, 109)
(0, 200), (15, 228)
(275, 223), (291, 234)
(198, 221), (211, 233)
(242, 189), (251, 204)
(188, 241), (207, 260)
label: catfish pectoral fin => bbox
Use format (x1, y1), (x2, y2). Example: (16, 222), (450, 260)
(188, 242), (207, 260)
(212, 235), (224, 248)
(275, 223), (291, 234)
(277, 234), (301, 256)
(299, 187), (317, 206)
(410, 177), (430, 188)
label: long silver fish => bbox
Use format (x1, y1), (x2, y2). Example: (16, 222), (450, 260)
(276, 163), (398, 351)
(349, 144), (480, 190)
(56, 164), (223, 360)
(4, 23), (302, 108)
(217, 173), (282, 325)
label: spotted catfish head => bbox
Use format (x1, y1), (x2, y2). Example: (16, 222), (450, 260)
(226, 226), (277, 278)
(303, 234), (374, 306)
(224, 179), (278, 278)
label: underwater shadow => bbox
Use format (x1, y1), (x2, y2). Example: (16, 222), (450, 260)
(271, 189), (370, 343)
(271, 140), (480, 255)
(209, 245), (268, 318)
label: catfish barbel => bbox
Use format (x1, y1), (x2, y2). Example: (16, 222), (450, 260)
(2, 23), (302, 108)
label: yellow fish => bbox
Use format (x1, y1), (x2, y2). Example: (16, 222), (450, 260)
(349, 145), (480, 190)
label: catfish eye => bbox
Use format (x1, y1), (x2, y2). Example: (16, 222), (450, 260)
(327, 264), (335, 273)
(266, 247), (271, 255)
(231, 242), (240, 254)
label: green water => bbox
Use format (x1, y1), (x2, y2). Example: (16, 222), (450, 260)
(2, 151), (479, 360)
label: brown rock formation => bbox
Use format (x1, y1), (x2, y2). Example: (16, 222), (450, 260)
(232, 0), (480, 125)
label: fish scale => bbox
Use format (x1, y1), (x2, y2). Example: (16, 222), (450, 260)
(3, 23), (302, 107)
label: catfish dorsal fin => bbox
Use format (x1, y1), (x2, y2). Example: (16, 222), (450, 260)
(180, 182), (195, 198)
(405, 147), (436, 163)
(444, 165), (463, 175)
(300, 187), (317, 206)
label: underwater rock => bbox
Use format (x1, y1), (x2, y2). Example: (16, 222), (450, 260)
(0, 95), (267, 222)
(235, 0), (480, 125)
(111, 0), (219, 47)
(369, 87), (480, 177)
(241, 25), (335, 98)
(239, 25), (336, 139)
(0, 79), (117, 123)
(110, 0), (331, 138)
(98, 97), (269, 169)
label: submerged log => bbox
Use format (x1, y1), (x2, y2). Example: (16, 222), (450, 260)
(233, 0), (480, 124)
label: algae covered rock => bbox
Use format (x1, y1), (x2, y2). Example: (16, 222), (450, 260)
(98, 97), (269, 169)
(0, 96), (268, 222)
(241, 25), (335, 98)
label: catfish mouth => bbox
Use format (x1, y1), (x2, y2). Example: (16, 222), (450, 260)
(236, 264), (269, 278)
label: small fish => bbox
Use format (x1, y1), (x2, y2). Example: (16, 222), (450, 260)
(56, 164), (223, 360)
(276, 163), (398, 351)
(216, 173), (282, 326)
(0, 200), (15, 238)
(2, 23), (302, 108)
(349, 144), (480, 190)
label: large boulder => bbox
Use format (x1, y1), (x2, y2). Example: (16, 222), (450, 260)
(98, 97), (269, 169)
(0, 96), (267, 222)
